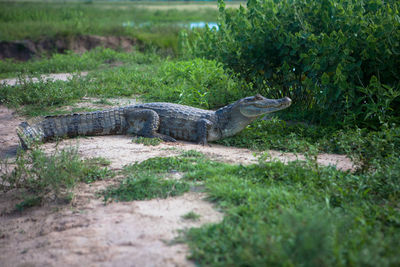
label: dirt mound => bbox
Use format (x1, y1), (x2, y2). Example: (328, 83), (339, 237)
(0, 35), (140, 61)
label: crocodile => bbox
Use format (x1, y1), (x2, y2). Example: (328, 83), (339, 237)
(17, 94), (291, 149)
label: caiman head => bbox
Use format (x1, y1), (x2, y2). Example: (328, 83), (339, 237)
(216, 94), (292, 138)
(237, 94), (292, 117)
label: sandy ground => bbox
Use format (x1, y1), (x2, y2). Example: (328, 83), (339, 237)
(0, 96), (354, 266)
(40, 136), (353, 172)
(0, 184), (222, 267)
(0, 72), (88, 87)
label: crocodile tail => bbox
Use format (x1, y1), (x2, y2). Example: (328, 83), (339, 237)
(17, 120), (45, 149)
(17, 109), (127, 149)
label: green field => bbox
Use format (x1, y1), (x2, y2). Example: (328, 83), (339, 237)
(0, 0), (236, 52)
(1, 0), (399, 266)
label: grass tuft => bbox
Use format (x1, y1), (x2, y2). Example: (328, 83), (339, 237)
(133, 136), (162, 146)
(1, 148), (114, 208)
(182, 211), (201, 221)
(102, 173), (189, 202)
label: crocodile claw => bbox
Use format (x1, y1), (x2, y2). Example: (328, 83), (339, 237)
(155, 133), (177, 142)
(198, 139), (211, 147)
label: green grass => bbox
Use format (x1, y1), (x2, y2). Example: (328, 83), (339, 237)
(133, 137), (162, 146)
(100, 151), (400, 266)
(102, 150), (209, 202)
(216, 118), (341, 153)
(0, 49), (161, 115)
(185, 158), (400, 266)
(0, 47), (161, 79)
(0, 55), (248, 116)
(0, 1), (220, 53)
(0, 147), (115, 208)
(14, 196), (42, 212)
(182, 211), (201, 221)
(218, 118), (400, 172)
(102, 156), (193, 202)
(102, 173), (190, 202)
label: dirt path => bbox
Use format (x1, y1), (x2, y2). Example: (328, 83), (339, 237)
(40, 136), (353, 171)
(0, 104), (354, 266)
(0, 186), (222, 267)
(0, 72), (88, 86)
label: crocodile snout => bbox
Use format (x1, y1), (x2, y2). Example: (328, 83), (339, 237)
(282, 97), (292, 106)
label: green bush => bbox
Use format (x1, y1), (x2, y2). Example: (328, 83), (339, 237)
(187, 0), (400, 127)
(144, 58), (251, 109)
(330, 125), (400, 172)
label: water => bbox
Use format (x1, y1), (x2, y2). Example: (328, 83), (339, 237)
(189, 22), (219, 30)
(122, 21), (219, 30)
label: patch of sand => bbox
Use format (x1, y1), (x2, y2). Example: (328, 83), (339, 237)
(42, 136), (354, 172)
(0, 72), (88, 87)
(0, 183), (222, 267)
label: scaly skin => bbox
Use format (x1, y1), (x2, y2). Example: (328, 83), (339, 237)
(17, 94), (292, 149)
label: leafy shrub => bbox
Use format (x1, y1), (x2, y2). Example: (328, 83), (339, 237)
(144, 58), (251, 109)
(187, 0), (400, 127)
(330, 125), (400, 172)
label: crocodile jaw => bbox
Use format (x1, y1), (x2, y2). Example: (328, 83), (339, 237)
(240, 96), (292, 117)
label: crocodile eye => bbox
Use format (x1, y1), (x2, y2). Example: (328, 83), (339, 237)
(254, 94), (263, 100)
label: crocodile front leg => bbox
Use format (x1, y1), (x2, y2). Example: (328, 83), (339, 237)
(124, 109), (176, 142)
(197, 118), (212, 146)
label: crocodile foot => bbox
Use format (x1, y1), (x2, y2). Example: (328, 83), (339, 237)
(153, 133), (177, 142)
